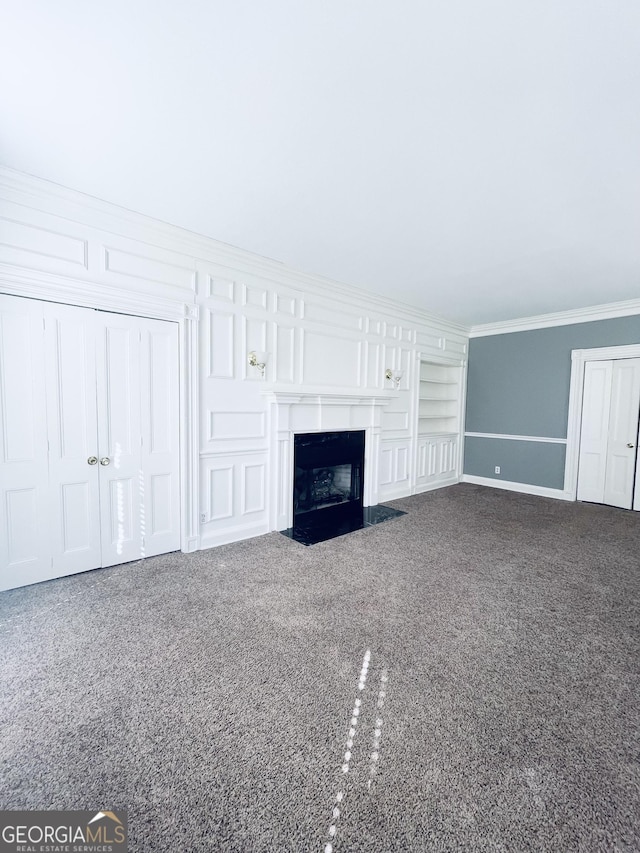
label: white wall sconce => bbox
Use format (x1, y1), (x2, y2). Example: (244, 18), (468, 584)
(248, 350), (268, 378)
(385, 368), (403, 388)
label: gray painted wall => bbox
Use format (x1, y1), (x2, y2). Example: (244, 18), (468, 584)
(464, 314), (640, 488)
(464, 437), (566, 490)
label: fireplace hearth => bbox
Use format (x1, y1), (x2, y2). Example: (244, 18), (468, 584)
(282, 429), (405, 545)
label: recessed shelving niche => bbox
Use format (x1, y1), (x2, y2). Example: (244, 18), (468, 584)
(414, 359), (464, 493)
(418, 361), (461, 436)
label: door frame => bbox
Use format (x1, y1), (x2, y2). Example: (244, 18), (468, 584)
(565, 343), (640, 507)
(0, 270), (200, 553)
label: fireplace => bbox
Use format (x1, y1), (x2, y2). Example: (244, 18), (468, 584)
(264, 389), (406, 544)
(292, 430), (365, 544)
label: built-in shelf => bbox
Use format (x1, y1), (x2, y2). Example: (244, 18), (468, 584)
(414, 358), (464, 492)
(417, 361), (461, 436)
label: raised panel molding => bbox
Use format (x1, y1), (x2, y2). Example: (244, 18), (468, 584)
(384, 323), (400, 340)
(303, 299), (363, 333)
(0, 312), (38, 462)
(417, 331), (444, 351)
(6, 488), (38, 564)
(382, 411), (410, 432)
(208, 276), (235, 302)
(378, 441), (413, 500)
(275, 324), (296, 384)
(242, 283), (269, 310)
(242, 463), (266, 515)
(443, 338), (467, 356)
(428, 442), (437, 476)
(243, 316), (268, 380)
(103, 246), (196, 292)
(417, 443), (428, 478)
(415, 434), (459, 490)
(207, 465), (234, 521)
(0, 215), (88, 268)
(274, 294), (297, 317)
(207, 310), (235, 378)
(396, 447), (409, 482)
(208, 411), (266, 441)
(366, 318), (383, 336)
(366, 342), (382, 389)
(150, 473), (173, 534)
(148, 332), (172, 454)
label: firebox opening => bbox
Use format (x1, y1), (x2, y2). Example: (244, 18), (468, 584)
(282, 429), (405, 546)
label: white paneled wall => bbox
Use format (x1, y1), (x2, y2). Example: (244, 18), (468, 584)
(0, 167), (468, 556)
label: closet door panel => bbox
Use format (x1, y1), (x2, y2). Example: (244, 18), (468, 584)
(44, 303), (101, 574)
(0, 297), (50, 590)
(139, 321), (180, 557)
(576, 361), (613, 503)
(603, 358), (640, 509)
(96, 315), (144, 567)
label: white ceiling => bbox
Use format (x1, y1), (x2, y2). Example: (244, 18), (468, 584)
(1, 1), (639, 327)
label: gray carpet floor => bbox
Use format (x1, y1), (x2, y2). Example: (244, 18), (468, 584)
(1, 483), (639, 852)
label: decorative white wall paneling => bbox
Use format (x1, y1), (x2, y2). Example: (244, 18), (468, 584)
(0, 167), (469, 585)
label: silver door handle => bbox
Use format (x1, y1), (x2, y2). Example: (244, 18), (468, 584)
(100, 457), (111, 466)
(87, 456), (98, 465)
(627, 443), (635, 449)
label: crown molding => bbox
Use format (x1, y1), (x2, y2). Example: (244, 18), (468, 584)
(470, 298), (640, 338)
(0, 165), (468, 338)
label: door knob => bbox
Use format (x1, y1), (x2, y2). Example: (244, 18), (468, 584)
(100, 457), (111, 466)
(87, 456), (98, 465)
(627, 443), (635, 449)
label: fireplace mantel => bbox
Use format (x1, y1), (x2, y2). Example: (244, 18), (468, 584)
(261, 385), (396, 406)
(262, 385), (395, 531)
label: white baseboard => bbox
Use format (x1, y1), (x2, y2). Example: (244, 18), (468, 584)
(199, 521), (271, 550)
(413, 476), (460, 495)
(461, 474), (573, 502)
(378, 484), (413, 502)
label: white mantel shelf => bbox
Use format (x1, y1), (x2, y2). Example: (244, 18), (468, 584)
(261, 386), (397, 406)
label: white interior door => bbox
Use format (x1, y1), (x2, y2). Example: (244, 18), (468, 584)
(0, 295), (180, 591)
(576, 360), (613, 503)
(603, 359), (640, 509)
(577, 358), (640, 509)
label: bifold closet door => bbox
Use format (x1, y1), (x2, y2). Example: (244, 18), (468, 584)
(44, 301), (103, 576)
(0, 295), (180, 592)
(577, 358), (640, 510)
(96, 312), (180, 566)
(0, 297), (53, 588)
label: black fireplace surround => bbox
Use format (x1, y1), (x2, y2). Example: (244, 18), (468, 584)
(282, 429), (405, 546)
